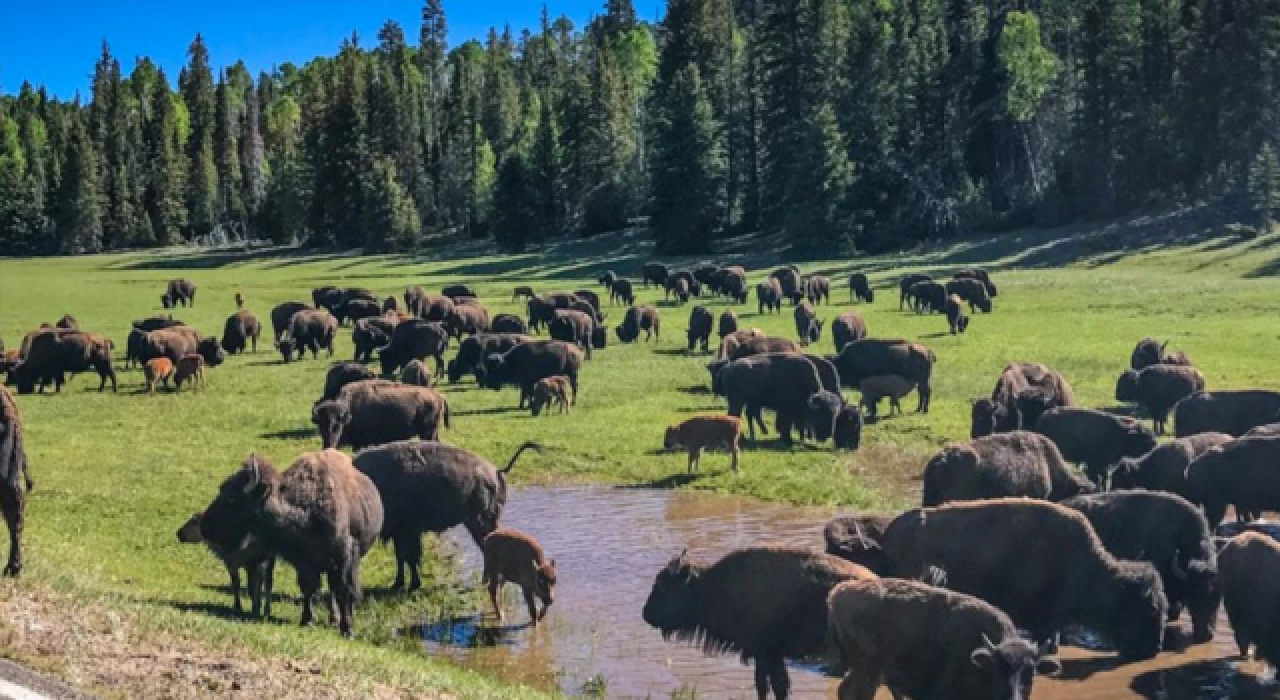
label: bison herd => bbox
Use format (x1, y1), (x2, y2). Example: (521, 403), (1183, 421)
(2, 263), (1279, 700)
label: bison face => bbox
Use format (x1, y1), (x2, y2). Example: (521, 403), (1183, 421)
(970, 636), (1058, 700)
(1115, 370), (1141, 402)
(480, 354), (506, 390)
(277, 338), (298, 363)
(175, 513), (205, 544)
(806, 392), (841, 442)
(642, 552), (699, 637)
(976, 296), (993, 313)
(312, 400), (351, 449)
(616, 324), (638, 344)
(536, 561), (558, 608)
(1013, 390), (1053, 431)
(970, 399), (999, 438)
(1182, 559), (1222, 643)
(161, 294), (173, 309)
(663, 426), (681, 450)
(198, 338), (226, 367)
(1107, 563), (1168, 660)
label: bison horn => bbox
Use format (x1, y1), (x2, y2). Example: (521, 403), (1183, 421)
(981, 633), (998, 652)
(1170, 554), (1189, 580)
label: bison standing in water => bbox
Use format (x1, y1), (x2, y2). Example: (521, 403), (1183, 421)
(1218, 532), (1280, 669)
(0, 387), (32, 577)
(922, 431), (1095, 506)
(643, 546), (875, 700)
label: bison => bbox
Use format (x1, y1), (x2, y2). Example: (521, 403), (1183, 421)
(9, 330), (117, 394)
(1035, 407), (1158, 486)
(898, 273), (931, 310)
(971, 363), (1075, 438)
(489, 313), (528, 335)
(444, 303), (491, 339)
(804, 390), (843, 443)
(793, 301), (824, 346)
(482, 528), (558, 626)
(757, 279), (783, 315)
(221, 310), (262, 355)
(831, 311), (867, 353)
(1130, 337), (1194, 371)
(944, 294), (970, 334)
(909, 281), (947, 314)
(805, 275), (830, 305)
(687, 306), (713, 354)
(945, 277), (993, 313)
(446, 333), (530, 384)
(848, 273), (874, 303)
(313, 380), (449, 450)
(717, 310), (739, 340)
(378, 319), (449, 377)
(1116, 364), (1206, 435)
(1174, 390), (1280, 437)
(922, 431), (1095, 506)
(831, 339), (935, 413)
(177, 511), (274, 618)
(352, 315), (398, 363)
(479, 341), (583, 409)
(269, 302), (311, 341)
(954, 268), (997, 297)
(717, 352), (822, 444)
(823, 514), (895, 573)
(320, 362), (377, 402)
(1218, 532), (1280, 668)
(441, 284), (477, 300)
(548, 310), (598, 359)
(0, 387), (31, 576)
(1185, 435), (1280, 527)
(608, 278), (635, 306)
(616, 305), (661, 343)
(1109, 432), (1233, 499)
(162, 278), (197, 308)
(277, 309), (338, 363)
(858, 375), (915, 418)
(663, 415), (742, 474)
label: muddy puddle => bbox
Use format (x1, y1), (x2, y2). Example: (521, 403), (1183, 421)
(408, 486), (1277, 699)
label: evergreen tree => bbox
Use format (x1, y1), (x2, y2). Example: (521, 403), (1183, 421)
(311, 36), (370, 246)
(529, 95), (564, 238)
(362, 155), (420, 252)
(650, 65), (725, 252)
(0, 114), (44, 254)
(143, 78), (188, 245)
(491, 151), (538, 250)
(1249, 144), (1280, 231)
(55, 115), (104, 253)
(214, 74), (245, 226)
(180, 34), (219, 233)
(240, 81), (268, 226)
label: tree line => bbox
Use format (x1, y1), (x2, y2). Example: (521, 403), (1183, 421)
(1, 0), (1277, 257)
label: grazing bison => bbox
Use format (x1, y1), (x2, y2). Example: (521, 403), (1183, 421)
(757, 279), (783, 314)
(717, 310), (739, 340)
(1116, 364), (1206, 434)
(643, 547), (875, 700)
(313, 380), (450, 449)
(832, 339), (936, 413)
(479, 341), (583, 409)
(944, 294), (970, 334)
(945, 277), (993, 313)
(954, 268), (997, 297)
(174, 354), (206, 391)
(922, 431), (1095, 506)
(415, 294), (456, 323)
(609, 278), (635, 306)
(220, 310), (261, 355)
(9, 330), (117, 394)
(721, 269), (749, 304)
(482, 529), (558, 625)
(1035, 407), (1158, 485)
(663, 415), (742, 474)
(716, 328), (764, 362)
(277, 309), (338, 363)
(1109, 432), (1233, 499)
(616, 305), (661, 343)
(642, 262), (670, 288)
(898, 274), (931, 310)
(312, 286), (343, 315)
(399, 359), (433, 388)
(571, 289), (602, 314)
(687, 306), (713, 353)
(199, 451), (383, 637)
(793, 300), (824, 346)
(848, 273), (874, 303)
(144, 357), (174, 394)
(858, 375), (915, 418)
(441, 284), (477, 300)
(909, 281), (947, 314)
(320, 362), (377, 402)
(447, 333), (530, 384)
(823, 514), (895, 573)
(670, 270), (701, 297)
(162, 278), (197, 308)
(0, 387), (31, 576)
(834, 405), (863, 450)
(882, 499), (1168, 660)
(352, 315), (398, 363)
(718, 352), (823, 443)
(549, 310), (598, 359)
(804, 354), (842, 395)
(827, 578), (1057, 700)
(771, 267), (804, 305)
(805, 275), (830, 305)
(1218, 532), (1280, 668)
(444, 303), (491, 340)
(511, 286), (536, 303)
(530, 376), (572, 416)
(269, 302), (311, 340)
(729, 335), (801, 361)
(971, 363), (1076, 438)
(489, 313), (528, 335)
(352, 441), (539, 590)
(143, 326), (225, 370)
(804, 390), (844, 443)
(831, 311), (867, 353)
(1061, 490), (1221, 643)
(381, 296), (398, 314)
(379, 319), (449, 377)
(665, 276), (690, 304)
(1185, 435), (1280, 527)
(1174, 390), (1280, 437)
(177, 512), (274, 618)
(338, 298), (381, 328)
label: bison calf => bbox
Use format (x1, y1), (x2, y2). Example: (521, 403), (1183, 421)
(482, 528), (557, 626)
(144, 357), (175, 394)
(663, 415), (742, 474)
(859, 375), (915, 418)
(174, 354), (206, 391)
(177, 512), (274, 618)
(530, 376), (572, 416)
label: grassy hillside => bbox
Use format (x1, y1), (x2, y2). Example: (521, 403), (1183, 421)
(2, 205), (1279, 697)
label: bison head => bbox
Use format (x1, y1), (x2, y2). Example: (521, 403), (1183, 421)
(201, 455), (278, 547)
(1013, 390), (1054, 431)
(970, 635), (1060, 700)
(198, 337), (226, 367)
(616, 322), (639, 344)
(1105, 561), (1168, 660)
(312, 400), (351, 449)
(706, 360), (729, 396)
(480, 353), (506, 391)
(662, 426), (681, 450)
(161, 293), (173, 309)
(806, 391), (842, 442)
(970, 399), (1001, 438)
(1114, 370), (1141, 402)
(175, 512), (205, 544)
(1179, 557), (1222, 644)
(642, 550), (701, 638)
(834, 407), (863, 450)
(975, 296), (993, 313)
(277, 338), (298, 363)
(535, 560), (558, 611)
(1130, 338), (1166, 370)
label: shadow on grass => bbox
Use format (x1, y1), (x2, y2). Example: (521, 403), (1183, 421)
(260, 428), (316, 441)
(653, 347), (700, 357)
(453, 406), (524, 417)
(678, 385), (714, 395)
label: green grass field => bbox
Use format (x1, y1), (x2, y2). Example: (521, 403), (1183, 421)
(2, 206), (1280, 697)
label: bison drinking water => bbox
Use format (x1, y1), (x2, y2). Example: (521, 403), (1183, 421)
(482, 528), (557, 626)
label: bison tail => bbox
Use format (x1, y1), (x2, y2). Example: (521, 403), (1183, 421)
(443, 398), (452, 429)
(501, 441), (543, 474)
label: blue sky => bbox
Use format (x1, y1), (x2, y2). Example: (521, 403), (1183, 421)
(0, 1), (665, 98)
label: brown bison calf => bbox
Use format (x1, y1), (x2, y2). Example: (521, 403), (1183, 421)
(1219, 532), (1280, 668)
(663, 415), (742, 474)
(177, 511), (274, 618)
(530, 376), (572, 416)
(144, 357), (175, 394)
(827, 578), (1058, 700)
(174, 354), (206, 391)
(859, 375), (915, 418)
(482, 528), (557, 626)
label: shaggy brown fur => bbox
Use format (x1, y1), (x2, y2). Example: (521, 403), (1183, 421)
(530, 376), (573, 416)
(823, 514), (895, 574)
(144, 357), (175, 394)
(1218, 532), (1280, 667)
(174, 354), (206, 391)
(663, 415), (742, 473)
(831, 311), (867, 353)
(482, 528), (557, 625)
(859, 375), (915, 417)
(921, 431), (1095, 506)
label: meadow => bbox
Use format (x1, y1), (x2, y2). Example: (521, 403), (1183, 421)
(2, 205), (1280, 698)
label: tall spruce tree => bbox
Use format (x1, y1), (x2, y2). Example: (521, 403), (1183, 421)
(180, 34), (219, 234)
(55, 115), (104, 253)
(650, 65), (724, 252)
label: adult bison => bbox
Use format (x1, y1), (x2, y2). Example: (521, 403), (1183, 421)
(898, 274), (931, 310)
(642, 262), (669, 288)
(446, 333), (531, 383)
(643, 547), (874, 700)
(1115, 364), (1206, 434)
(945, 277), (993, 313)
(793, 301), (823, 346)
(220, 310), (262, 355)
(717, 310), (738, 340)
(144, 326), (225, 368)
(312, 286), (343, 315)
(479, 341), (583, 409)
(1174, 390), (1280, 437)
(848, 273), (874, 303)
(444, 303), (491, 339)
(616, 306), (660, 343)
(831, 339), (935, 413)
(909, 281), (947, 314)
(277, 309), (338, 363)
(548, 310), (598, 360)
(728, 335), (800, 361)
(162, 278), (197, 308)
(338, 298), (381, 327)
(954, 268), (997, 297)
(831, 311), (867, 353)
(608, 278), (635, 306)
(1185, 435), (1280, 527)
(757, 279), (783, 314)
(352, 315), (399, 363)
(0, 386), (32, 576)
(1130, 337), (1194, 370)
(9, 330), (118, 394)
(320, 362), (377, 402)
(441, 284), (477, 300)
(269, 302), (312, 341)
(971, 362), (1076, 437)
(721, 269), (749, 304)
(1218, 532), (1280, 668)
(823, 514), (896, 574)
(1109, 432), (1233, 500)
(686, 306), (714, 354)
(353, 441), (539, 591)
(805, 275), (831, 305)
(379, 319), (449, 377)
(1035, 407), (1158, 486)
(717, 352), (823, 444)
(312, 380), (450, 450)
(489, 313), (528, 335)
(922, 431), (1095, 506)
(882, 499), (1168, 661)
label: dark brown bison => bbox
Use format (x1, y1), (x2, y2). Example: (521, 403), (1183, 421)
(1116, 364), (1206, 434)
(9, 330), (117, 394)
(827, 578), (1057, 700)
(479, 340), (583, 409)
(1218, 532), (1280, 668)
(199, 451), (382, 637)
(686, 306), (714, 353)
(834, 405), (863, 449)
(944, 294), (970, 334)
(320, 362), (377, 402)
(338, 298), (382, 327)
(277, 309), (338, 363)
(1061, 490), (1221, 643)
(721, 269), (749, 304)
(162, 278), (197, 308)
(352, 315), (399, 363)
(132, 315), (184, 333)
(312, 286), (343, 315)
(178, 512), (274, 618)
(717, 352), (823, 443)
(608, 278), (635, 305)
(548, 310), (598, 359)
(642, 547), (875, 700)
(793, 300), (824, 346)
(381, 296), (398, 314)
(379, 319), (449, 377)
(571, 289), (601, 314)
(804, 390), (843, 443)
(954, 268), (997, 297)
(1035, 407), (1158, 485)
(489, 313), (528, 335)
(616, 305), (660, 343)
(642, 262), (669, 288)
(444, 303), (490, 339)
(354, 441), (538, 591)
(526, 293), (578, 333)
(823, 514), (895, 573)
(909, 280), (947, 314)
(269, 302), (311, 340)
(805, 275), (830, 305)
(898, 273), (931, 310)
(313, 380), (450, 450)
(220, 310), (261, 355)
(1110, 432), (1233, 499)
(447, 333), (531, 383)
(757, 278), (783, 314)
(848, 273), (874, 303)
(670, 270), (702, 297)
(717, 310), (739, 339)
(1130, 337), (1194, 370)
(144, 326), (225, 369)
(0, 387), (32, 576)
(971, 362), (1076, 438)
(804, 353), (841, 395)
(922, 431), (1095, 506)
(728, 335), (800, 361)
(882, 499), (1168, 660)
(441, 284), (477, 300)
(831, 311), (867, 352)
(945, 277), (993, 313)
(1185, 435), (1280, 527)
(770, 266), (804, 304)
(665, 276), (690, 304)
(415, 293), (456, 323)
(831, 339), (936, 413)
(1174, 390), (1280, 437)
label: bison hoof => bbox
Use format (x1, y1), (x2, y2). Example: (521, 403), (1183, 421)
(2, 564), (19, 578)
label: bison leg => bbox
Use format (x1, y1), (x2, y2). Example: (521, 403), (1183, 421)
(729, 441), (740, 473)
(227, 564), (244, 614)
(916, 382), (931, 414)
(836, 672), (880, 700)
(567, 373), (579, 406)
(687, 447), (699, 474)
(326, 569), (355, 638)
(246, 560), (264, 618)
(524, 586), (540, 626)
(296, 567), (322, 627)
(489, 577), (505, 623)
(0, 484), (23, 577)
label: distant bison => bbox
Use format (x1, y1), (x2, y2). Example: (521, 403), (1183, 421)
(277, 309), (338, 363)
(379, 319), (449, 377)
(269, 302), (311, 341)
(221, 310), (261, 355)
(805, 275), (830, 305)
(642, 262), (669, 288)
(8, 330), (117, 394)
(442, 284), (477, 300)
(943, 294), (969, 334)
(834, 405), (863, 450)
(717, 310), (738, 340)
(757, 278), (783, 314)
(770, 267), (804, 304)
(1035, 407), (1158, 486)
(922, 431), (1094, 506)
(352, 315), (399, 363)
(479, 341), (583, 409)
(608, 278), (635, 306)
(831, 311), (867, 353)
(162, 278), (197, 308)
(444, 303), (490, 339)
(898, 274), (931, 310)
(831, 339), (935, 413)
(804, 390), (844, 443)
(945, 277), (993, 313)
(489, 313), (528, 335)
(320, 362), (377, 402)
(858, 375), (915, 418)
(447, 333), (530, 384)
(549, 310), (598, 359)
(793, 301), (824, 346)
(686, 306), (713, 354)
(909, 281), (947, 314)
(1174, 390), (1280, 438)
(953, 268), (997, 297)
(616, 306), (661, 343)
(1116, 364), (1206, 434)
(848, 273), (874, 303)
(313, 380), (449, 450)
(663, 415), (742, 474)
(1130, 337), (1194, 371)
(144, 326), (225, 369)
(339, 298), (382, 327)
(728, 335), (800, 361)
